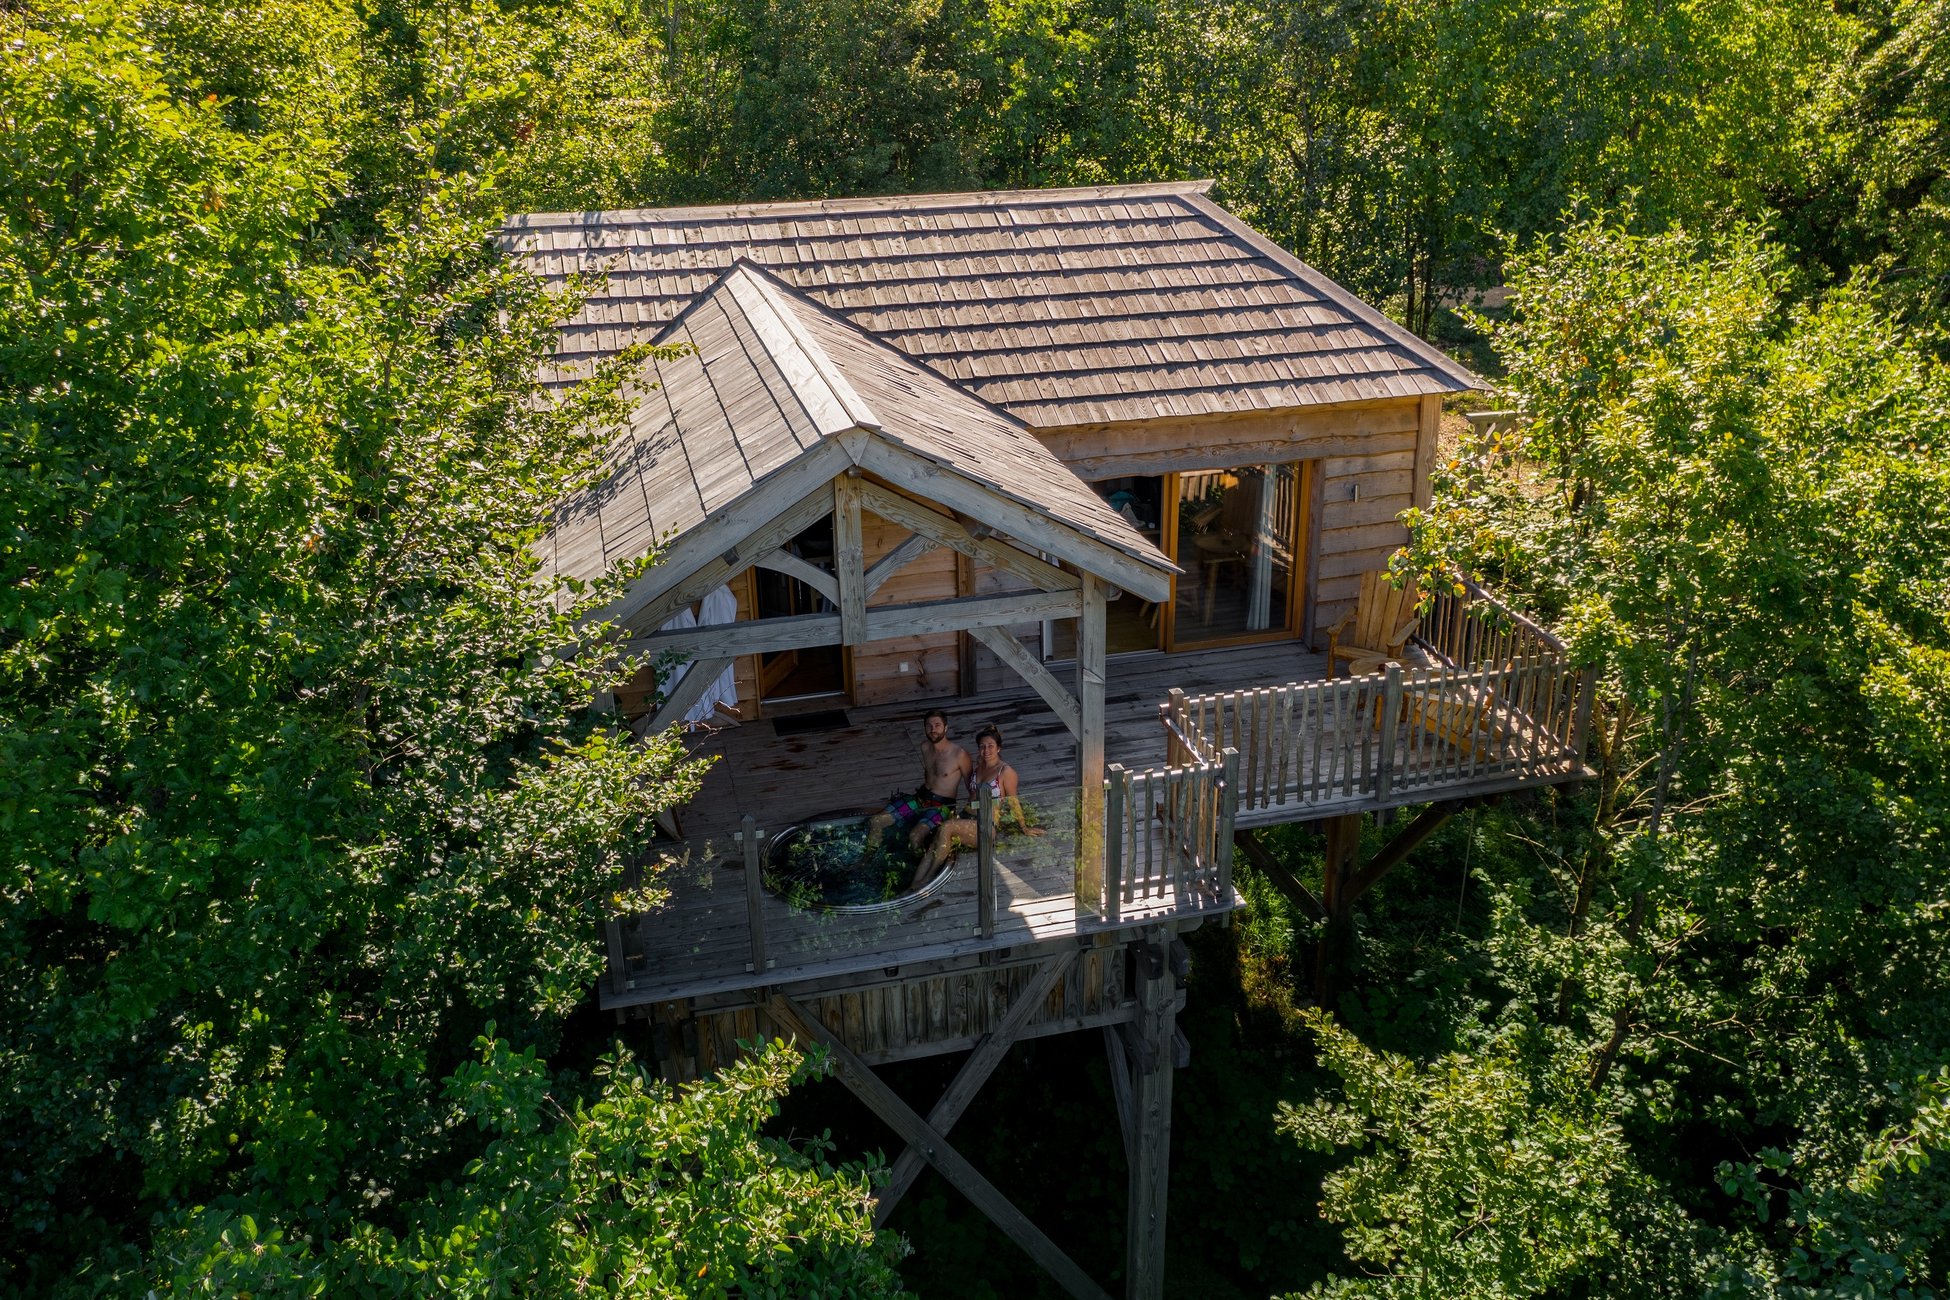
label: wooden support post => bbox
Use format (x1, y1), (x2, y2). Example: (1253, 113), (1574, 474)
(1215, 748), (1239, 908)
(1105, 764), (1126, 922)
(834, 475), (866, 645)
(1125, 929), (1178, 1300)
(1314, 814), (1361, 1008)
(768, 994), (1112, 1300)
(1376, 661), (1402, 805)
(1077, 574), (1108, 907)
(873, 953), (1076, 1225)
(604, 913), (627, 996)
(1165, 688), (1188, 765)
(977, 785), (996, 940)
(1413, 393), (1441, 511)
(740, 815), (767, 975)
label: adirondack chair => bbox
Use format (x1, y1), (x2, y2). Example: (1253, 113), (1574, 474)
(1323, 570), (1421, 675)
(1399, 680), (1501, 763)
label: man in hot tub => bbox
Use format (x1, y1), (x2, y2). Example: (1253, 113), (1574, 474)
(866, 708), (970, 858)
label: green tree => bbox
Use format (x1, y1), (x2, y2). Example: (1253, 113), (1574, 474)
(1, 8), (904, 1292)
(1363, 215), (1950, 1295)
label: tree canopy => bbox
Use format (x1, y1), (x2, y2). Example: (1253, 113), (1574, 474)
(5, 0), (1950, 1293)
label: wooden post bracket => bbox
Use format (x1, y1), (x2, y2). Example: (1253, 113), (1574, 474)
(767, 989), (1112, 1300)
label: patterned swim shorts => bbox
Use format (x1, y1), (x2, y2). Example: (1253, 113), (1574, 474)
(883, 788), (956, 831)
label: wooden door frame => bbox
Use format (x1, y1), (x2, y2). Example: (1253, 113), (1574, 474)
(1161, 460), (1312, 653)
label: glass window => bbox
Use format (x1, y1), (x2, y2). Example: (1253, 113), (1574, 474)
(1170, 463), (1301, 647)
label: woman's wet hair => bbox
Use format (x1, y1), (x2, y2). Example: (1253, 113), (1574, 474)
(974, 724), (1004, 752)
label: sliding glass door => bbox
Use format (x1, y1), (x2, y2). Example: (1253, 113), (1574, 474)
(1166, 462), (1304, 649)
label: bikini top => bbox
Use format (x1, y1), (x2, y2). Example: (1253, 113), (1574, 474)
(967, 764), (1008, 803)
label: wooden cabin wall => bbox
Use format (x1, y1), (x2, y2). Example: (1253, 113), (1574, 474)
(638, 941), (1156, 1082)
(963, 554), (1044, 697)
(1036, 396), (1427, 637)
(855, 487), (961, 706)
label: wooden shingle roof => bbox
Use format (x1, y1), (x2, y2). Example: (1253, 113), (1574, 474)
(504, 182), (1479, 430)
(541, 261), (1173, 589)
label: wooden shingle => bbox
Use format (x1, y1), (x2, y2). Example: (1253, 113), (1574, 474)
(504, 182), (1477, 429)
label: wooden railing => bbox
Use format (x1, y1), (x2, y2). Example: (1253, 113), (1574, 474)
(1101, 750), (1237, 923)
(1163, 578), (1596, 820)
(1418, 571), (1568, 670)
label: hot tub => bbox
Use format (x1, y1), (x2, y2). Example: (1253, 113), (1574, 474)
(762, 809), (958, 914)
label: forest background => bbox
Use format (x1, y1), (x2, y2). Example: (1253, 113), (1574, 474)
(3, 0), (1948, 1294)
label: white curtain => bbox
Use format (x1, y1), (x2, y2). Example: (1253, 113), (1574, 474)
(1247, 469), (1278, 631)
(685, 585), (740, 723)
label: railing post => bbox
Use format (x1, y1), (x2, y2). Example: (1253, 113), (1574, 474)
(740, 814), (768, 975)
(1376, 662), (1402, 805)
(1105, 764), (1125, 923)
(977, 785), (996, 939)
(1166, 688), (1188, 764)
(1571, 663), (1598, 769)
(1216, 748), (1239, 908)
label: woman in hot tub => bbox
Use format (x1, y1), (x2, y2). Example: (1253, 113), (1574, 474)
(908, 725), (1044, 888)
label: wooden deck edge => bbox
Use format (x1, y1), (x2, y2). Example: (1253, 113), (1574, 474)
(1230, 761), (1594, 830)
(599, 893), (1242, 1011)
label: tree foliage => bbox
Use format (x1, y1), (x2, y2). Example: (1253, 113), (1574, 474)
(1, 6), (903, 1293)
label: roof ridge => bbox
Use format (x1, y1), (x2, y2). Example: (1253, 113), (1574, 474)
(719, 260), (882, 433)
(1174, 190), (1483, 391)
(505, 180), (1215, 231)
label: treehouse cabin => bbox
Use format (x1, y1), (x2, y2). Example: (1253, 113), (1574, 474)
(506, 184), (1595, 1300)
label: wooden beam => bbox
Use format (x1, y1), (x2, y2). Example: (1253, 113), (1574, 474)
(633, 656), (734, 736)
(1103, 1025), (1136, 1164)
(853, 440), (1173, 604)
(752, 549), (838, 604)
(864, 532), (939, 597)
(856, 479), (1078, 595)
(616, 480), (837, 637)
(1414, 393), (1442, 511)
(1076, 574), (1108, 907)
(1342, 800), (1461, 903)
(625, 609), (839, 659)
(1232, 829), (1323, 919)
(873, 953), (1076, 1225)
(969, 624), (1082, 738)
(1070, 431), (1419, 483)
(1125, 931), (1177, 1300)
(834, 473), (867, 643)
(1036, 397), (1422, 466)
(767, 994), (1113, 1300)
(599, 440), (849, 632)
(619, 587), (1084, 659)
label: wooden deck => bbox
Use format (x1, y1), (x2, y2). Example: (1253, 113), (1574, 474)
(606, 626), (1593, 1009)
(605, 643), (1278, 1009)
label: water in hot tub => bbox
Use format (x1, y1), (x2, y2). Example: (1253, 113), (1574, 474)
(766, 815), (927, 909)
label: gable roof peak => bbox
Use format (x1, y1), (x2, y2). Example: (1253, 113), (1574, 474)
(676, 259), (882, 436)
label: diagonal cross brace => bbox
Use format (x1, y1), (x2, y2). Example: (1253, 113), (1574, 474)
(767, 990), (1111, 1300)
(873, 953), (1076, 1224)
